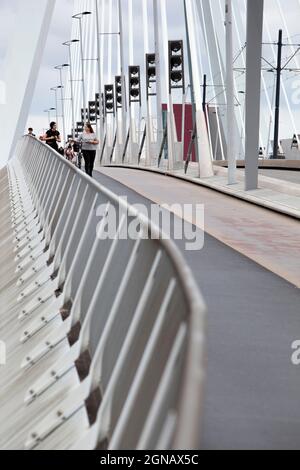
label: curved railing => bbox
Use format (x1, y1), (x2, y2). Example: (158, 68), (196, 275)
(0, 136), (206, 450)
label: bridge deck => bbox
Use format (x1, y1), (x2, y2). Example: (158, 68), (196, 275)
(97, 167), (300, 288)
(94, 168), (300, 450)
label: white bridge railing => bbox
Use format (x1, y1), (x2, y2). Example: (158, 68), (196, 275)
(0, 136), (205, 450)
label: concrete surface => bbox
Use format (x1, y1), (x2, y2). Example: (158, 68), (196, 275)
(259, 169), (300, 185)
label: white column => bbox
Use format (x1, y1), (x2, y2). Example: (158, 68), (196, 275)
(196, 0), (227, 161)
(143, 0), (152, 166)
(118, 0), (127, 162)
(245, 0), (264, 190)
(1, 0), (56, 166)
(95, 0), (104, 148)
(160, 0), (176, 171)
(225, 0), (237, 184)
(153, 0), (163, 160)
(128, 0), (138, 164)
(184, 0), (214, 178)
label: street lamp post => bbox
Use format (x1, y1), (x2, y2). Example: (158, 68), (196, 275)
(55, 64), (69, 143)
(63, 40), (79, 138)
(44, 107), (56, 125)
(72, 11), (92, 122)
(50, 86), (60, 126)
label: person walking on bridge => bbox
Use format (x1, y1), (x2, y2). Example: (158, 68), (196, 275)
(43, 122), (61, 152)
(78, 123), (99, 177)
(27, 128), (36, 137)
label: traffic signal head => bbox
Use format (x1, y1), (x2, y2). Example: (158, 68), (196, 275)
(115, 76), (123, 108)
(81, 108), (89, 123)
(95, 93), (100, 118)
(76, 121), (84, 134)
(146, 53), (157, 99)
(104, 84), (115, 115)
(168, 40), (185, 92)
(129, 65), (141, 105)
(88, 101), (96, 123)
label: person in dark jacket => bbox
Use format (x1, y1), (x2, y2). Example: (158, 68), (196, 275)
(43, 122), (61, 152)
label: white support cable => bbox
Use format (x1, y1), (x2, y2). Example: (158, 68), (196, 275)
(127, 0), (137, 163)
(108, 0), (113, 82)
(128, 0), (134, 65)
(226, 0), (237, 184)
(153, 0), (163, 157)
(118, 0), (127, 156)
(196, 0), (227, 161)
(95, 0), (104, 149)
(160, 0), (176, 170)
(143, 0), (153, 165)
(231, 1), (248, 157)
(217, 0), (245, 160)
(85, 0), (94, 104)
(264, 9), (300, 153)
(73, 1), (82, 125)
(100, 0), (106, 84)
(222, 0), (256, 159)
(191, 1), (214, 160)
(276, 0), (300, 147)
(143, 0), (150, 53)
(185, 0), (214, 178)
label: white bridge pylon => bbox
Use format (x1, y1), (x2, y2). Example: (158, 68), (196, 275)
(1, 0), (56, 168)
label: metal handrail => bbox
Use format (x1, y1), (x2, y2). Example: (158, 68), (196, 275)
(2, 135), (206, 450)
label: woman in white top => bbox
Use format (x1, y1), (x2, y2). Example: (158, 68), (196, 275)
(78, 123), (99, 177)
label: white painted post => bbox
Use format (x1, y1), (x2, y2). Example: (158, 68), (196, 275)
(245, 0), (264, 190)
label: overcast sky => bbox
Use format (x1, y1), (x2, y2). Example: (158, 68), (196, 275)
(1, 0), (300, 140)
(0, 0), (73, 133)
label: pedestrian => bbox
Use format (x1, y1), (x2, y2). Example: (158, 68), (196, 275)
(27, 128), (36, 137)
(78, 123), (99, 177)
(65, 141), (75, 164)
(43, 122), (61, 152)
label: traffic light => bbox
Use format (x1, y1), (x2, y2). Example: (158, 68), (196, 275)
(168, 40), (185, 92)
(76, 122), (84, 135)
(81, 108), (89, 123)
(104, 84), (115, 115)
(146, 53), (156, 99)
(291, 134), (299, 149)
(95, 93), (100, 119)
(88, 101), (97, 123)
(129, 66), (141, 105)
(101, 93), (105, 120)
(115, 75), (122, 109)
